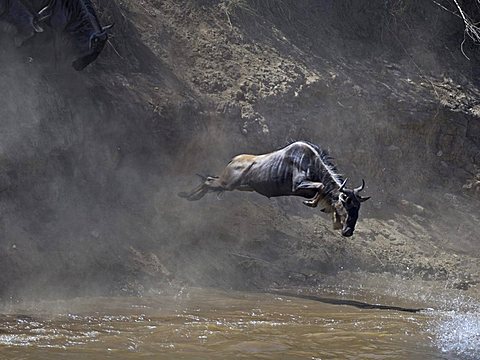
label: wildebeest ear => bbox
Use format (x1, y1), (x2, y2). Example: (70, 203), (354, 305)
(358, 196), (371, 202)
(339, 178), (348, 193)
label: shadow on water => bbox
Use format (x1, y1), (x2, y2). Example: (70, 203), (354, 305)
(267, 290), (425, 313)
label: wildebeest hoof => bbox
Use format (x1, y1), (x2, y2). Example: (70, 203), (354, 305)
(303, 200), (317, 207)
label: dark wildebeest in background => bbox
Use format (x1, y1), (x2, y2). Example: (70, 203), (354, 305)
(0, 0), (112, 69)
(0, 0), (52, 46)
(179, 141), (370, 237)
(36, 0), (113, 70)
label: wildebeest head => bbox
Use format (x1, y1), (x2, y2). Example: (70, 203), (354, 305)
(71, 23), (113, 71)
(36, 0), (115, 71)
(333, 179), (370, 237)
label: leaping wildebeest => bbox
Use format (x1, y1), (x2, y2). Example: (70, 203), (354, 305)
(178, 141), (370, 237)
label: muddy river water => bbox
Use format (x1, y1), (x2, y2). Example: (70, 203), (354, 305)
(0, 287), (478, 359)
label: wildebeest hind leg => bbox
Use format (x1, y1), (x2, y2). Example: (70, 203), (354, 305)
(235, 185), (254, 192)
(178, 184), (208, 201)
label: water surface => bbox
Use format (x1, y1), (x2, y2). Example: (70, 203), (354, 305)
(0, 288), (476, 359)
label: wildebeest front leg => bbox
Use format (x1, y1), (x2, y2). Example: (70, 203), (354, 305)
(292, 169), (325, 207)
(297, 181), (325, 207)
(332, 211), (342, 230)
(293, 178), (325, 207)
(303, 191), (323, 207)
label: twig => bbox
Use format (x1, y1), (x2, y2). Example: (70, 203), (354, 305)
(432, 0), (480, 60)
(224, 8), (233, 29)
(431, 0), (461, 19)
(460, 32), (471, 60)
(368, 248), (385, 267)
(107, 39), (124, 60)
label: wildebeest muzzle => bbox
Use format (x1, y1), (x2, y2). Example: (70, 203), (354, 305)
(337, 179), (370, 237)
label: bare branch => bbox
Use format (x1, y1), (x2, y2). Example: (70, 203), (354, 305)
(433, 0), (480, 59)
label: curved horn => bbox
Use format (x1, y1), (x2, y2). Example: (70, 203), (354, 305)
(357, 195), (371, 203)
(94, 24), (114, 40)
(339, 178), (348, 193)
(102, 23), (114, 32)
(37, 0), (55, 22)
(354, 179), (365, 193)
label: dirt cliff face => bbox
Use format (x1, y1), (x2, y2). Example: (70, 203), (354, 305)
(0, 0), (479, 299)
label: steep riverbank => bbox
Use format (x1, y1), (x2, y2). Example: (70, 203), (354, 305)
(0, 0), (479, 301)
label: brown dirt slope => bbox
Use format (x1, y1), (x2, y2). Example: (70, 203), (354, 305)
(0, 0), (479, 299)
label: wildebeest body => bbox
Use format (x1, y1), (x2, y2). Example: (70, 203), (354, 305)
(233, 145), (329, 199)
(179, 141), (370, 237)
